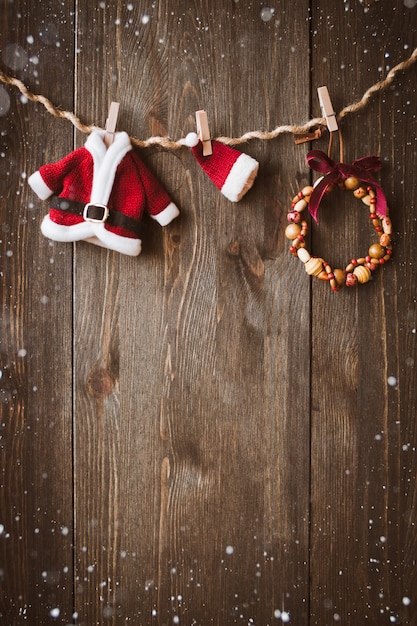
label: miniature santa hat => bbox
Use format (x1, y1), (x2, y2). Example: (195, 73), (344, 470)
(185, 132), (259, 202)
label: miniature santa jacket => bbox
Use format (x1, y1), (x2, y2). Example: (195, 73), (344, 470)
(28, 130), (180, 256)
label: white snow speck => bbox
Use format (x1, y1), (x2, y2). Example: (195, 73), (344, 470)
(402, 596), (411, 606)
(260, 7), (275, 21)
(387, 375), (397, 387)
(49, 607), (60, 618)
(141, 14), (150, 24)
(0, 524), (4, 535)
(18, 348), (27, 357)
(404, 0), (417, 7)
(274, 609), (290, 622)
(225, 545), (234, 555)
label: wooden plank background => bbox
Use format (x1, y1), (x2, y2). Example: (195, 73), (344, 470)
(0, 1), (416, 624)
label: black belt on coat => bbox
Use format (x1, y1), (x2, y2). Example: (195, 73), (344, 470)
(50, 197), (143, 238)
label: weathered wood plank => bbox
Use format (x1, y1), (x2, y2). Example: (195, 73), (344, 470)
(310, 2), (417, 624)
(0, 2), (75, 624)
(73, 1), (312, 624)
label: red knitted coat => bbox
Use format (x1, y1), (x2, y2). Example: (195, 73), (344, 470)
(28, 130), (179, 256)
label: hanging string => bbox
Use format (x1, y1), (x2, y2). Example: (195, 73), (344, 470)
(0, 47), (416, 149)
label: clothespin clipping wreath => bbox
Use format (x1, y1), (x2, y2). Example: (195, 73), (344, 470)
(286, 86), (392, 291)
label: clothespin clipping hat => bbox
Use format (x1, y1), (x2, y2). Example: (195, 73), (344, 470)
(185, 110), (259, 202)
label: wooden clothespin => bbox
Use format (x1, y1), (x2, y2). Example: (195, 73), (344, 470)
(104, 101), (120, 147)
(195, 109), (212, 156)
(317, 86), (338, 132)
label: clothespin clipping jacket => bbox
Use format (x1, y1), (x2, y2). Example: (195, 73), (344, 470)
(195, 109), (212, 156)
(104, 101), (120, 147)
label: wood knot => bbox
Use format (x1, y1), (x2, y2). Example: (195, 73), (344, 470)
(86, 366), (114, 399)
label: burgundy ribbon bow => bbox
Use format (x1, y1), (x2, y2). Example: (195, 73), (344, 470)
(306, 149), (387, 223)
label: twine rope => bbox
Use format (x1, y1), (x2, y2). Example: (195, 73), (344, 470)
(1, 47), (416, 149)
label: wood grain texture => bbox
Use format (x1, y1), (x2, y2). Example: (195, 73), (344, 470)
(1, 1), (417, 625)
(0, 2), (75, 624)
(309, 1), (417, 624)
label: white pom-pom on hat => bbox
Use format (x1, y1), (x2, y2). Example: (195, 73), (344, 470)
(185, 132), (199, 147)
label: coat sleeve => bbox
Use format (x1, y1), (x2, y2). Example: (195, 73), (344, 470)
(28, 148), (85, 200)
(132, 153), (180, 226)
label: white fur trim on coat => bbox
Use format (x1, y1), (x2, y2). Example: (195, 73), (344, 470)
(28, 171), (53, 200)
(40, 215), (142, 256)
(85, 131), (133, 205)
(151, 201), (180, 226)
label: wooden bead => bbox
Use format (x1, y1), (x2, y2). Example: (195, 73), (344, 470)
(346, 273), (358, 287)
(287, 210), (302, 223)
(293, 199), (308, 213)
(382, 217), (392, 234)
(353, 265), (371, 284)
(285, 223), (301, 240)
(353, 186), (367, 198)
(344, 176), (360, 190)
(318, 270), (329, 280)
(361, 195), (372, 206)
(368, 243), (385, 259)
(333, 269), (346, 286)
(379, 233), (390, 247)
(297, 248), (311, 263)
(305, 257), (324, 276)
(301, 185), (314, 196)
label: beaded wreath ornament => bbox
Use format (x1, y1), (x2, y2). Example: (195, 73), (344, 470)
(286, 132), (392, 291)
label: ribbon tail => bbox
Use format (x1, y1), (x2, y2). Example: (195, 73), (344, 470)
(374, 186), (387, 218)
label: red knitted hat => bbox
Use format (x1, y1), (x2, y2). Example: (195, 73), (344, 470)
(185, 133), (259, 202)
